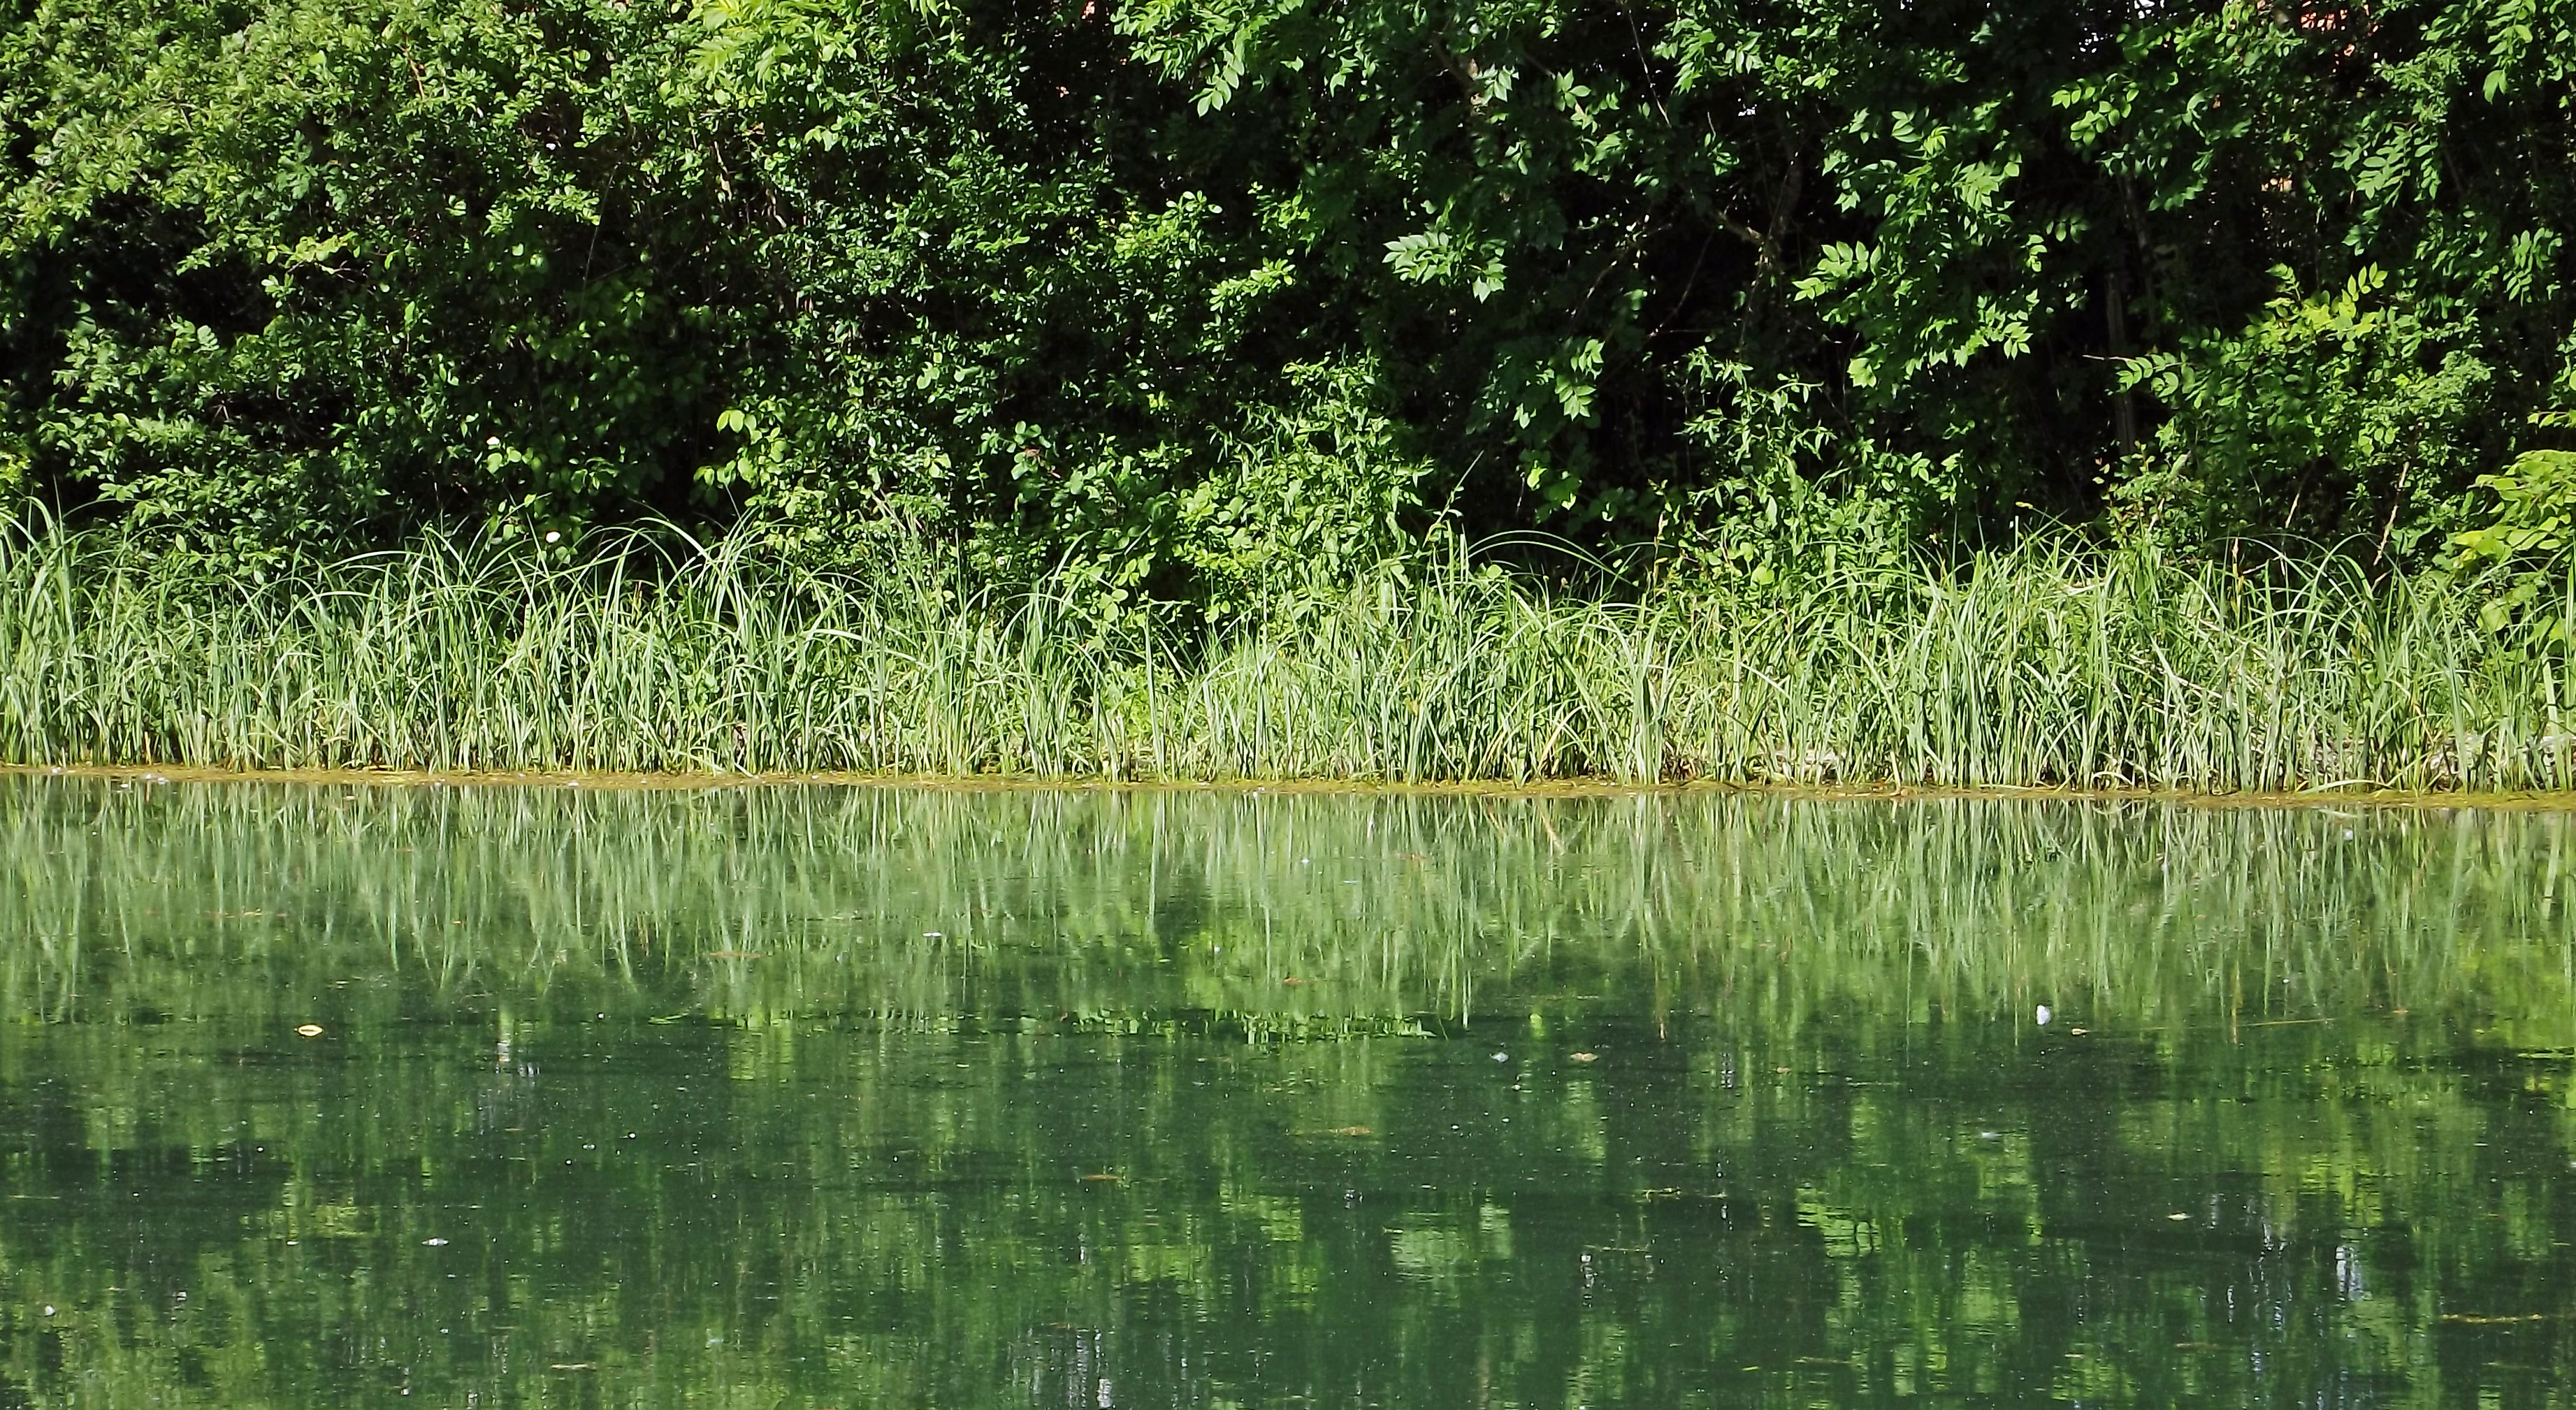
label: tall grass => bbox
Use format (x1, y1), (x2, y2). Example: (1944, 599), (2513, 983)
(3, 516), (2572, 788)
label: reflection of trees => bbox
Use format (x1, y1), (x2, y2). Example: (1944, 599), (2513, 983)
(0, 778), (2572, 1406)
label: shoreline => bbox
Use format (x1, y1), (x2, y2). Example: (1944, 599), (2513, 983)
(8, 761), (2572, 812)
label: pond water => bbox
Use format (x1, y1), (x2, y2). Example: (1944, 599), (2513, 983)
(3, 776), (2575, 1407)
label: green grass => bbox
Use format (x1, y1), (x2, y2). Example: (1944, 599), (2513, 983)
(3, 516), (2573, 790)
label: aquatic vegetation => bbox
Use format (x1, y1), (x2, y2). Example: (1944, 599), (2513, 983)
(2, 518), (2574, 789)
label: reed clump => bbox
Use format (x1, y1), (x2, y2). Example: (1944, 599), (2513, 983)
(2, 517), (2570, 790)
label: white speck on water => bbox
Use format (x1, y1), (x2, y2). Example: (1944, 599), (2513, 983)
(41, 1306), (53, 1316)
(1492, 1052), (1510, 1063)
(2036, 1005), (2053, 1026)
(423, 1238), (449, 1247)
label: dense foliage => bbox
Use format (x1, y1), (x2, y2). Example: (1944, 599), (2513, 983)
(3, 0), (2573, 605)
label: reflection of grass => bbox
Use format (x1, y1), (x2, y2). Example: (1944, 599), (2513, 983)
(5, 518), (2575, 788)
(3, 775), (2570, 1041)
(3, 776), (2575, 1409)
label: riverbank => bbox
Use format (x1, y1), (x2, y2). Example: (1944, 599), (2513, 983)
(15, 762), (2576, 814)
(5, 523), (2572, 792)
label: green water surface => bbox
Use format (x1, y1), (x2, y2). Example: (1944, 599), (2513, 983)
(4, 776), (2576, 1407)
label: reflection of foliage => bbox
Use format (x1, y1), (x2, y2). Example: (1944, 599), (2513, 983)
(5, 780), (2576, 1406)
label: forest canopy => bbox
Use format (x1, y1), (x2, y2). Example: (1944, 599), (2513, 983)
(3, 0), (2572, 609)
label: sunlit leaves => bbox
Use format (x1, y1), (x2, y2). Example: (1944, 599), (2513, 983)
(3, 0), (2575, 592)
(1384, 229), (1509, 300)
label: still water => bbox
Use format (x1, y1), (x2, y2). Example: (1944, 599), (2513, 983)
(3, 776), (2575, 1407)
